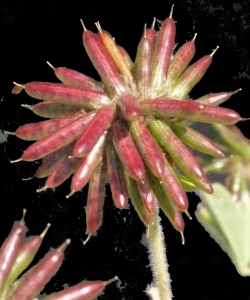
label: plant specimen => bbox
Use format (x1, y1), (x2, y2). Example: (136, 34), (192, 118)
(1, 1), (249, 299)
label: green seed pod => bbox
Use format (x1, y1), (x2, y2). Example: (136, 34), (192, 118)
(124, 172), (152, 225)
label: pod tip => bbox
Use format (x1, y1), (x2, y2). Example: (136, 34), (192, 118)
(231, 88), (242, 95)
(210, 46), (219, 57)
(180, 231), (185, 245)
(58, 238), (71, 252)
(95, 21), (102, 33)
(192, 33), (197, 43)
(10, 158), (22, 163)
(80, 19), (87, 31)
(169, 4), (174, 18)
(104, 276), (119, 286)
(66, 189), (75, 199)
(46, 61), (55, 70)
(83, 234), (92, 245)
(40, 223), (51, 238)
(36, 185), (48, 193)
(151, 17), (156, 29)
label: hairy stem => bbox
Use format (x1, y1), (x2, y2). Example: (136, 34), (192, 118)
(146, 208), (172, 300)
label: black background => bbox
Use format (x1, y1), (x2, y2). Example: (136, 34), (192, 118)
(1, 0), (250, 299)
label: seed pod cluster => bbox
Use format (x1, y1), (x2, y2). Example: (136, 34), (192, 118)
(9, 6), (243, 243)
(0, 211), (117, 300)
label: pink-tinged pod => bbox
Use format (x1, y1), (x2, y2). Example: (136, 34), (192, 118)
(160, 159), (189, 212)
(146, 170), (185, 242)
(0, 210), (26, 292)
(170, 122), (225, 157)
(136, 176), (156, 213)
(42, 277), (118, 300)
(124, 172), (152, 225)
(85, 157), (107, 237)
(195, 105), (241, 125)
(118, 93), (142, 121)
(111, 120), (146, 180)
(82, 25), (141, 121)
(134, 25), (154, 98)
(145, 18), (157, 45)
(46, 61), (103, 91)
(8, 239), (70, 300)
(73, 106), (115, 157)
(5, 223), (51, 287)
(22, 102), (83, 118)
(14, 82), (110, 109)
(69, 132), (107, 195)
(169, 47), (219, 99)
(12, 113), (83, 141)
(12, 112), (95, 163)
(35, 142), (75, 178)
(96, 22), (134, 85)
(172, 210), (185, 244)
(140, 99), (205, 118)
(148, 120), (213, 194)
(129, 119), (166, 178)
(165, 35), (196, 91)
(82, 25), (126, 98)
(38, 154), (84, 192)
(195, 89), (242, 106)
(150, 6), (176, 93)
(118, 45), (134, 71)
(106, 141), (128, 209)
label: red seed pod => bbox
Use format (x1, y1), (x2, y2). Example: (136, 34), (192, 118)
(46, 61), (102, 91)
(5, 223), (51, 287)
(160, 159), (189, 212)
(136, 175), (156, 213)
(172, 209), (185, 244)
(82, 24), (126, 98)
(140, 99), (205, 118)
(11, 113), (83, 141)
(106, 141), (128, 209)
(169, 47), (219, 99)
(195, 89), (242, 106)
(134, 25), (154, 98)
(42, 277), (118, 300)
(14, 82), (110, 109)
(111, 120), (146, 180)
(119, 93), (142, 121)
(82, 23), (142, 121)
(85, 157), (107, 239)
(8, 239), (70, 300)
(69, 132), (107, 195)
(22, 102), (83, 118)
(129, 119), (166, 178)
(11, 112), (95, 163)
(73, 106), (115, 157)
(170, 122), (225, 157)
(0, 210), (26, 292)
(96, 22), (134, 85)
(195, 105), (241, 125)
(148, 120), (213, 194)
(150, 6), (176, 93)
(166, 34), (196, 91)
(38, 154), (83, 192)
(145, 18), (157, 45)
(35, 142), (75, 178)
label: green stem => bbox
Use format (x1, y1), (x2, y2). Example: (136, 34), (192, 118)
(146, 209), (172, 300)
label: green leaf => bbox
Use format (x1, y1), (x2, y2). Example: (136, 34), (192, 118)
(196, 183), (250, 276)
